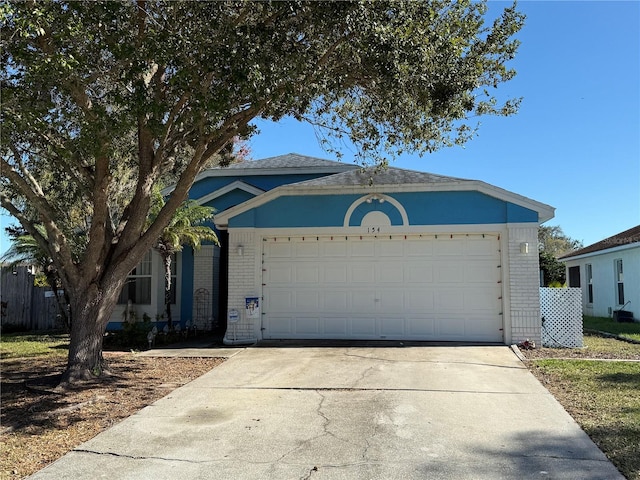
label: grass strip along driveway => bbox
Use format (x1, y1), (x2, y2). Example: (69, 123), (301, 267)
(521, 317), (640, 480)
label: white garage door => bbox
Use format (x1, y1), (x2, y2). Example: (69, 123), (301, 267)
(262, 234), (503, 342)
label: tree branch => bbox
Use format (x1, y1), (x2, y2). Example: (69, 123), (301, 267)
(0, 190), (79, 289)
(81, 154), (112, 282)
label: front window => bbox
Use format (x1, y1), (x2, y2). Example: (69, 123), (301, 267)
(615, 259), (624, 305)
(118, 251), (152, 305)
(586, 264), (593, 304)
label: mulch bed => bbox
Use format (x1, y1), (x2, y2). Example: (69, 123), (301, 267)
(0, 353), (224, 479)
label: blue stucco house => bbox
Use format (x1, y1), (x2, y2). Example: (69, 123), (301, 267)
(112, 153), (555, 346)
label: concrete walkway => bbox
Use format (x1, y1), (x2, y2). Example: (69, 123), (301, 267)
(30, 345), (624, 479)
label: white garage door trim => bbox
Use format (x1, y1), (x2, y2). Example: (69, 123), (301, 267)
(262, 233), (504, 342)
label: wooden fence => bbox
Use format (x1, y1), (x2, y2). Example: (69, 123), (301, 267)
(0, 266), (63, 331)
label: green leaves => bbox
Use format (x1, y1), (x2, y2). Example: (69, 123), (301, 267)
(147, 188), (218, 255)
(1, 0), (526, 296)
(1, 0), (527, 380)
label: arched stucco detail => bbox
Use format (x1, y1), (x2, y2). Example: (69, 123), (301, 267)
(361, 210), (392, 227)
(343, 194), (409, 227)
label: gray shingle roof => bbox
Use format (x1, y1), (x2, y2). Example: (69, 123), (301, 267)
(291, 166), (472, 187)
(560, 225), (640, 259)
(218, 153), (357, 171)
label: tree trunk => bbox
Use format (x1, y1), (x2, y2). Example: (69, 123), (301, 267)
(163, 253), (173, 330)
(60, 283), (121, 386)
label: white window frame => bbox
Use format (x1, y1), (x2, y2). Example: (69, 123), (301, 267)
(614, 258), (624, 306)
(585, 263), (593, 305)
(118, 251), (153, 305)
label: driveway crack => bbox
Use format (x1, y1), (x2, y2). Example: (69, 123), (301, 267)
(73, 449), (206, 464)
(276, 389), (362, 465)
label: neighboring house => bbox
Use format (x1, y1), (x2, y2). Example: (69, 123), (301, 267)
(110, 153), (555, 347)
(560, 225), (640, 321)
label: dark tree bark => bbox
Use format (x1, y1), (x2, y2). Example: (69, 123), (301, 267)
(60, 280), (124, 385)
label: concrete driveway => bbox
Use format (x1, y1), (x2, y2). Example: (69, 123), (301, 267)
(30, 345), (623, 479)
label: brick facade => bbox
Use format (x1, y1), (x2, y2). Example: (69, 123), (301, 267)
(225, 225), (543, 346)
(225, 231), (260, 344)
(505, 225), (541, 345)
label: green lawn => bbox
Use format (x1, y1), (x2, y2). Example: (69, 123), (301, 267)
(530, 317), (640, 478)
(0, 332), (69, 359)
(584, 316), (640, 342)
(533, 359), (640, 480)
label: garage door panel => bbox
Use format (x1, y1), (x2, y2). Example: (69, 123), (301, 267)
(408, 316), (435, 336)
(351, 317), (377, 336)
(267, 316), (292, 336)
(406, 240), (433, 256)
(379, 263), (404, 283)
(266, 265), (292, 284)
(262, 235), (503, 342)
(322, 241), (347, 257)
(351, 291), (376, 311)
(351, 264), (375, 283)
(465, 315), (502, 336)
(323, 317), (348, 335)
(467, 238), (496, 256)
(324, 291), (348, 311)
(295, 291), (319, 310)
(351, 241), (375, 256)
(435, 289), (464, 312)
(434, 239), (464, 255)
(439, 317), (466, 336)
(324, 265), (347, 283)
(464, 288), (499, 311)
(294, 316), (320, 334)
(267, 243), (292, 258)
(405, 290), (435, 311)
(295, 265), (319, 283)
(435, 263), (464, 283)
(376, 240), (403, 257)
(266, 290), (293, 310)
(378, 290), (405, 310)
(466, 262), (499, 282)
(295, 242), (319, 257)
(380, 317), (406, 336)
(406, 264), (433, 283)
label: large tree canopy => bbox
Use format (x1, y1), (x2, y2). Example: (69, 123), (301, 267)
(1, 0), (525, 384)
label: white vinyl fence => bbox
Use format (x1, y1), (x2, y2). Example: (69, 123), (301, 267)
(540, 287), (583, 348)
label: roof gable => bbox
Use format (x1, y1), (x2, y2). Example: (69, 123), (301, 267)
(194, 180), (264, 206)
(162, 153), (357, 197)
(215, 165), (555, 226)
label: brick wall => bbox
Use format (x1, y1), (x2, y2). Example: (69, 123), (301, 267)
(225, 230), (259, 344)
(506, 225), (541, 345)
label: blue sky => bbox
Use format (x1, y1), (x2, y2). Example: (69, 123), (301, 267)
(247, 1), (640, 247)
(1, 1), (638, 253)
